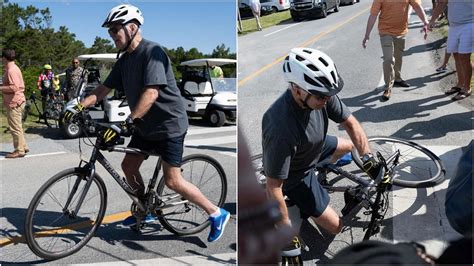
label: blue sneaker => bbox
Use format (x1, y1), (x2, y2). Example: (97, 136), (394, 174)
(335, 152), (352, 166)
(122, 214), (156, 227)
(208, 208), (230, 242)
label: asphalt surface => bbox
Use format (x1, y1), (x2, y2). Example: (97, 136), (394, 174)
(0, 120), (236, 264)
(238, 0), (471, 264)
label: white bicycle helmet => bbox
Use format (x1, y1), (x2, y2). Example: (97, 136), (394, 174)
(102, 4), (144, 27)
(283, 48), (344, 96)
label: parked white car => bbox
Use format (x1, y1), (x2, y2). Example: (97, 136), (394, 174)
(260, 0), (291, 12)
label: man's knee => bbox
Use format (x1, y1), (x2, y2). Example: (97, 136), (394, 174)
(163, 163), (183, 191)
(312, 206), (343, 235)
(326, 217), (343, 235)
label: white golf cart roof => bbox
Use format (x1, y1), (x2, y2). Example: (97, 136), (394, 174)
(77, 53), (119, 62)
(180, 58), (236, 67)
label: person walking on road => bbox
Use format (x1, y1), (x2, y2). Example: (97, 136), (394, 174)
(62, 4), (230, 242)
(262, 48), (382, 245)
(429, 0), (473, 101)
(1, 49), (29, 158)
(363, 0), (429, 100)
(249, 0), (263, 31)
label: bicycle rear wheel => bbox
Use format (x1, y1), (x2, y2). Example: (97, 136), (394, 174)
(156, 154), (227, 235)
(24, 168), (107, 260)
(352, 137), (445, 188)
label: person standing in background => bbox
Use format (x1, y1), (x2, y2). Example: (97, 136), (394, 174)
(65, 58), (85, 101)
(37, 64), (55, 113)
(249, 0), (263, 31)
(363, 0), (429, 101)
(1, 49), (29, 158)
(429, 0), (473, 100)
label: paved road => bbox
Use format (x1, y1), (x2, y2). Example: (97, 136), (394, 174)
(238, 1), (471, 263)
(0, 121), (236, 264)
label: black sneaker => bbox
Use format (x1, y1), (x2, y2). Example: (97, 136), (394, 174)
(394, 80), (410, 87)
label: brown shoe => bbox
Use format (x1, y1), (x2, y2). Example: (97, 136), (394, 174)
(25, 148), (30, 153)
(5, 151), (26, 159)
(382, 89), (391, 100)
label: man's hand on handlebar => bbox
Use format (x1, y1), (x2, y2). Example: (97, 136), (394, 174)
(100, 116), (135, 146)
(63, 103), (84, 123)
(118, 116), (135, 137)
(361, 153), (382, 180)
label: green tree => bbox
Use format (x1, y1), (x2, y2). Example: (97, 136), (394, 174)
(88, 37), (116, 54)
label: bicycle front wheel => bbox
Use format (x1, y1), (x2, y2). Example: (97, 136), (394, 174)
(24, 168), (107, 260)
(156, 154), (227, 235)
(352, 137), (445, 188)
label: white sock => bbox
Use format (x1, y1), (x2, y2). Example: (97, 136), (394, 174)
(209, 208), (221, 218)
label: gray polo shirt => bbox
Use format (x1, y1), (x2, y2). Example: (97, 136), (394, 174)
(104, 38), (188, 140)
(262, 89), (351, 190)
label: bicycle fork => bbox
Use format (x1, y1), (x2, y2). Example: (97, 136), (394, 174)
(62, 163), (97, 218)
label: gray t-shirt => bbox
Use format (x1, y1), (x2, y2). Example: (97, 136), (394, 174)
(448, 0), (474, 26)
(104, 38), (188, 140)
(262, 89), (351, 190)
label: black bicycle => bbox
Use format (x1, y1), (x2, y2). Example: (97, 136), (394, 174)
(22, 90), (65, 128)
(24, 119), (227, 260)
(251, 137), (445, 241)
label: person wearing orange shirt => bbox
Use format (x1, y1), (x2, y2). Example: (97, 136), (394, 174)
(1, 49), (29, 158)
(363, 0), (429, 100)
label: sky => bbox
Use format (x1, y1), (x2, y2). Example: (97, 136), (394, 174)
(11, 0), (237, 54)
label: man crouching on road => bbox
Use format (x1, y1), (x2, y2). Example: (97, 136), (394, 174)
(262, 48), (382, 237)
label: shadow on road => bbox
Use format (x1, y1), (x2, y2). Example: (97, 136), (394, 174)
(1, 203), (236, 264)
(393, 111), (473, 140)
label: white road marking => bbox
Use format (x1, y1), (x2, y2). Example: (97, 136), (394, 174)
(72, 252), (236, 266)
(0, 151), (67, 160)
(218, 151), (237, 158)
(187, 126), (236, 136)
(264, 22), (301, 37)
(185, 136), (236, 147)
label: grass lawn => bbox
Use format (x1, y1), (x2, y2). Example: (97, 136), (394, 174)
(239, 10), (292, 35)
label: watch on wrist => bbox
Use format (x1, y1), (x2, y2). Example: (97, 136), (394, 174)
(361, 153), (373, 162)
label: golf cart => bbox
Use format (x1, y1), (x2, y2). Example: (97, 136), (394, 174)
(179, 58), (237, 127)
(60, 53), (130, 138)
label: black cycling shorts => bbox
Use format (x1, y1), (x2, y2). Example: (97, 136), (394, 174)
(284, 135), (338, 219)
(127, 133), (186, 167)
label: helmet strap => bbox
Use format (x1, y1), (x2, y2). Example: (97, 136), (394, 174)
(302, 93), (311, 109)
(117, 24), (138, 58)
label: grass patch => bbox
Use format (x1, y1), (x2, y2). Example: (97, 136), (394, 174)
(239, 10), (292, 35)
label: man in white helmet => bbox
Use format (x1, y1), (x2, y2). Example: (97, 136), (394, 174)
(63, 4), (230, 242)
(262, 48), (381, 237)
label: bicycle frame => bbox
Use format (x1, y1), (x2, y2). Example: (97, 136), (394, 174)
(62, 134), (191, 221)
(62, 136), (152, 218)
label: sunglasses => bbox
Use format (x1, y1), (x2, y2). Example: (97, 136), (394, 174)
(108, 26), (122, 35)
(312, 93), (331, 101)
(291, 83), (331, 101)
(73, 61), (79, 64)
